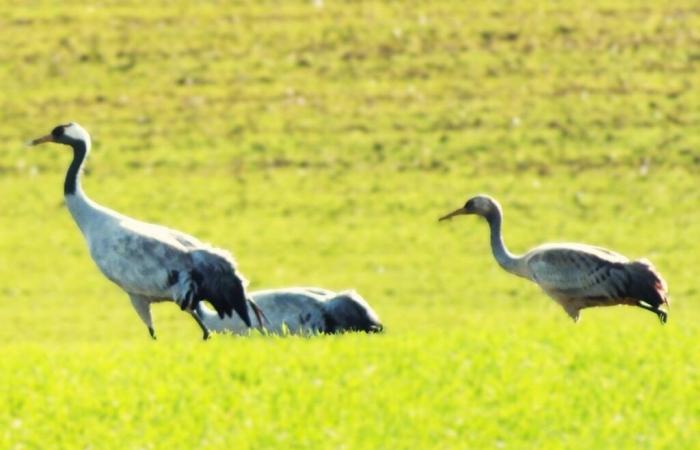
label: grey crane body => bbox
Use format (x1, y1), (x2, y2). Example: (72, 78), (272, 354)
(196, 287), (384, 335)
(30, 123), (252, 339)
(440, 195), (669, 323)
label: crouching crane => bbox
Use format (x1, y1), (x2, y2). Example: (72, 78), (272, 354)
(30, 122), (257, 339)
(196, 287), (384, 335)
(439, 194), (669, 323)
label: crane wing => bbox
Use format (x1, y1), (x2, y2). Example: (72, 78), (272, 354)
(252, 290), (327, 333)
(87, 217), (206, 295)
(525, 245), (631, 300)
(89, 224), (194, 297)
(120, 219), (204, 250)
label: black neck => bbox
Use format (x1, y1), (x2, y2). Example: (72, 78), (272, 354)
(64, 141), (87, 196)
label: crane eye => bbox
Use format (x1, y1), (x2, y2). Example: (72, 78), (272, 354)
(51, 126), (65, 138)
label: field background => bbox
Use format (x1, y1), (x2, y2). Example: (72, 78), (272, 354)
(1, 0), (699, 448)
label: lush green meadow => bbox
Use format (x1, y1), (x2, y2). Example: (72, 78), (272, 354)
(1, 0), (699, 448)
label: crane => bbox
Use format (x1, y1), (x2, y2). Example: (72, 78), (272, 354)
(439, 194), (669, 323)
(196, 287), (384, 335)
(30, 122), (256, 339)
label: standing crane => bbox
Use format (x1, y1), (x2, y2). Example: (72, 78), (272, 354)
(30, 122), (257, 339)
(439, 194), (669, 323)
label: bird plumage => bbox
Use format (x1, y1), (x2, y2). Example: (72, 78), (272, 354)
(30, 122), (252, 339)
(440, 194), (669, 323)
(195, 287), (384, 335)
(523, 245), (668, 321)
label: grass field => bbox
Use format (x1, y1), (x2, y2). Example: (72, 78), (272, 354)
(1, 1), (699, 448)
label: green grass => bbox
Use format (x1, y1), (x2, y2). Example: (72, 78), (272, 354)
(0, 0), (699, 448)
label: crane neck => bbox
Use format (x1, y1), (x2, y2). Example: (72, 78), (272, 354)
(484, 209), (522, 276)
(63, 139), (103, 235)
(64, 140), (88, 197)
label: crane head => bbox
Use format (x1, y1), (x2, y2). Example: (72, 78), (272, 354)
(325, 291), (384, 333)
(29, 123), (90, 148)
(439, 194), (500, 221)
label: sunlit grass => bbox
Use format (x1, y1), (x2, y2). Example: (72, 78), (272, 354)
(0, 0), (698, 448)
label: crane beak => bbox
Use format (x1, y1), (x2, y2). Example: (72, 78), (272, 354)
(29, 134), (54, 146)
(438, 207), (468, 222)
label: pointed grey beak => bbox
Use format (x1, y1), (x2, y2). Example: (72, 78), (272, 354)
(29, 134), (54, 146)
(438, 207), (468, 222)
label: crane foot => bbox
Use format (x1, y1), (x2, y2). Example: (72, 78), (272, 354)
(637, 302), (668, 324)
(189, 310), (211, 341)
(657, 310), (668, 324)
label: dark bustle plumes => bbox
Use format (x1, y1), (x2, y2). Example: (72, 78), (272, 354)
(191, 248), (252, 327)
(200, 271), (251, 326)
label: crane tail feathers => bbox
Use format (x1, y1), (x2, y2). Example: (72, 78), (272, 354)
(192, 248), (252, 327)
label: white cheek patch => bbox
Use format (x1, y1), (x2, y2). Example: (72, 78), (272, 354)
(63, 123), (90, 143)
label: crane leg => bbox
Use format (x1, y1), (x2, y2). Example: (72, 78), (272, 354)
(189, 310), (211, 340)
(129, 294), (157, 340)
(249, 298), (268, 329)
(562, 305), (580, 323)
